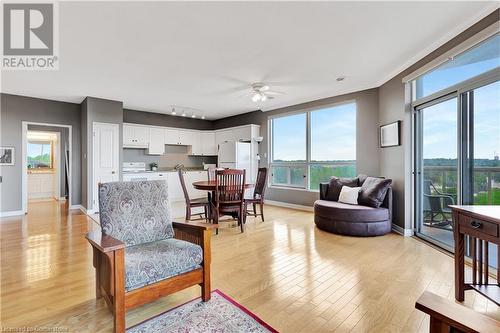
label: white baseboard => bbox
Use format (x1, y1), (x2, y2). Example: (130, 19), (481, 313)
(264, 200), (313, 212)
(392, 224), (413, 237)
(0, 210), (25, 218)
(69, 205), (87, 214)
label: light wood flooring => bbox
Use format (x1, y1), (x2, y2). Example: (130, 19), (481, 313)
(1, 201), (498, 332)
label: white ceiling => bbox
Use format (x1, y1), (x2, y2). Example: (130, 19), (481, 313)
(2, 1), (498, 119)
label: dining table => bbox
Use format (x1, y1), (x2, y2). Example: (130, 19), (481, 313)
(192, 180), (254, 191)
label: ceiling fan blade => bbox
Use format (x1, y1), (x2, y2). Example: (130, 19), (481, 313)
(265, 90), (284, 95)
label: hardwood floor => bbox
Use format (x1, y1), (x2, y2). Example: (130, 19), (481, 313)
(1, 201), (498, 332)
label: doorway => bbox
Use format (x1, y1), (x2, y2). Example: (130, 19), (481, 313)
(22, 122), (72, 213)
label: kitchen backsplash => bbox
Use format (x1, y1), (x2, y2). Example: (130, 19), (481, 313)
(123, 146), (217, 169)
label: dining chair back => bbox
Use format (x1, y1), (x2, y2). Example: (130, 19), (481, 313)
(212, 169), (246, 232)
(178, 169), (209, 221)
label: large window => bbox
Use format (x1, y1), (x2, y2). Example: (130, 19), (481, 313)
(415, 34), (499, 99)
(270, 102), (356, 190)
(27, 141), (53, 169)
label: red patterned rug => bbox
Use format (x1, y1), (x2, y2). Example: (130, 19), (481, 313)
(127, 290), (278, 333)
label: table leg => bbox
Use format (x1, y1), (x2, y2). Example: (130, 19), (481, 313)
(454, 223), (465, 302)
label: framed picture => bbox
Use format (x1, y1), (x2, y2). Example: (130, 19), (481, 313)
(380, 121), (401, 148)
(0, 147), (15, 165)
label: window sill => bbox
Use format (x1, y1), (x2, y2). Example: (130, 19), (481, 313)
(269, 185), (320, 193)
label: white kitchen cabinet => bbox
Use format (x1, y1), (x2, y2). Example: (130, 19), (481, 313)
(179, 130), (197, 146)
(165, 129), (197, 146)
(167, 171), (184, 201)
(190, 131), (202, 155)
(165, 129), (180, 145)
(200, 131), (217, 155)
(123, 124), (149, 148)
(184, 171), (207, 199)
(215, 129), (233, 147)
(147, 127), (165, 155)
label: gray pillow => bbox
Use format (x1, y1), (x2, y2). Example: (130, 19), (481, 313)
(358, 177), (392, 208)
(326, 176), (359, 201)
(358, 174), (368, 186)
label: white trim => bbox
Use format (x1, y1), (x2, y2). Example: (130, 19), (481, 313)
(402, 21), (500, 83)
(0, 210), (25, 218)
(391, 224), (413, 237)
(69, 204), (86, 214)
(22, 122), (72, 213)
(264, 199), (313, 212)
(58, 197), (66, 201)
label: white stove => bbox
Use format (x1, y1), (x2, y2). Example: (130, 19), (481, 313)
(123, 162), (146, 173)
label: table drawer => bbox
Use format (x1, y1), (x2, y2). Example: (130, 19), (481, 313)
(458, 214), (498, 238)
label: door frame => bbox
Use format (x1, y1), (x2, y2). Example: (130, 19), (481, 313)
(22, 122), (72, 213)
(411, 69), (500, 250)
(91, 122), (120, 213)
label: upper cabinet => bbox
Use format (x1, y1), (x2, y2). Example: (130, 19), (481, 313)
(201, 132), (216, 155)
(147, 127), (165, 155)
(123, 124), (149, 148)
(165, 129), (198, 146)
(123, 123), (260, 157)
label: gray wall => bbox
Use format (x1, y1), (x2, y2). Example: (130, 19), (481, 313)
(81, 97), (123, 210)
(0, 93), (82, 211)
(27, 124), (70, 198)
(377, 10), (499, 229)
(214, 88), (381, 206)
(124, 109), (213, 130)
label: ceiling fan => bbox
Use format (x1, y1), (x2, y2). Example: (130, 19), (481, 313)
(246, 83), (283, 102)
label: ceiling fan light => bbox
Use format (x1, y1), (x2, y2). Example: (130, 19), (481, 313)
(261, 94), (268, 102)
(251, 93), (261, 102)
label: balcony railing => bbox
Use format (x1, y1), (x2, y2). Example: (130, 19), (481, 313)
(423, 165), (500, 205)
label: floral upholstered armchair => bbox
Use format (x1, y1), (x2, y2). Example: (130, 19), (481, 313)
(86, 180), (216, 333)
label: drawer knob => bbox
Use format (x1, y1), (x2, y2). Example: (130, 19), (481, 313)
(470, 220), (482, 229)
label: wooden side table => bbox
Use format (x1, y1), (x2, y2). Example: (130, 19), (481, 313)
(451, 205), (500, 305)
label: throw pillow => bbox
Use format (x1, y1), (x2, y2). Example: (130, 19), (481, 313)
(358, 174), (368, 186)
(326, 176), (359, 201)
(358, 177), (392, 208)
(338, 186), (360, 205)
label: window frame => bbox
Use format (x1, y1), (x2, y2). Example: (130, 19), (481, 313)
(27, 140), (55, 170)
(268, 100), (357, 191)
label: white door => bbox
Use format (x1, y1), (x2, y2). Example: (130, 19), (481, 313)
(93, 122), (120, 212)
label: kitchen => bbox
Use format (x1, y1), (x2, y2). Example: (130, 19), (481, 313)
(122, 123), (261, 204)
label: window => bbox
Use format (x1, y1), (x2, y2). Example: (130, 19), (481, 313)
(28, 141), (53, 169)
(415, 34), (500, 99)
(270, 102), (357, 190)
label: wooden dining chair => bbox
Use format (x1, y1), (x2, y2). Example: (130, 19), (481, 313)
(178, 170), (210, 221)
(211, 169), (246, 233)
(244, 167), (267, 223)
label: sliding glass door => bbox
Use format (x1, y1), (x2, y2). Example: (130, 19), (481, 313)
(415, 97), (458, 250)
(415, 80), (500, 253)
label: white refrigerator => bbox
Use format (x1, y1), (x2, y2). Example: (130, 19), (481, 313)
(218, 142), (252, 178)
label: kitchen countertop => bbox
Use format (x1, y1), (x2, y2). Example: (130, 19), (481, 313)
(123, 167), (206, 174)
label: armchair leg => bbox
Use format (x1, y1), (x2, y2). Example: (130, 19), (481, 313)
(113, 249), (126, 333)
(92, 247), (102, 299)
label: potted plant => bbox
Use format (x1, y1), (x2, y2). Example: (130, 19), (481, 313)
(150, 162), (158, 171)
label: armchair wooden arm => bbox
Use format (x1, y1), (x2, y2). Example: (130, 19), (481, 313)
(86, 230), (125, 253)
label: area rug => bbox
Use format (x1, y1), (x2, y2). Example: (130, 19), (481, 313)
(127, 290), (278, 333)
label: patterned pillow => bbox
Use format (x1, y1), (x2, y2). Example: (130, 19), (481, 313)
(99, 180), (174, 246)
